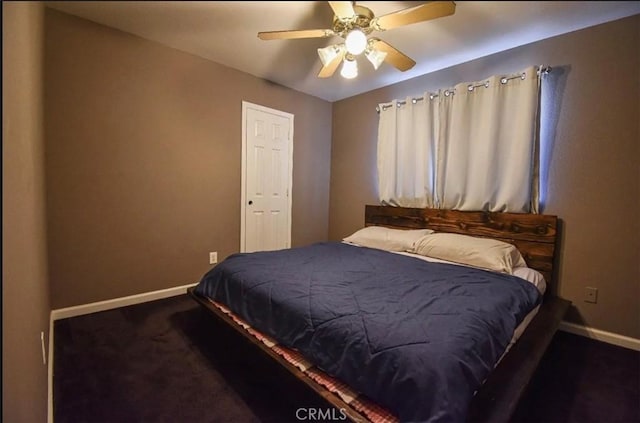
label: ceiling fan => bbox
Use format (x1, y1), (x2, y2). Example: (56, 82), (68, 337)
(257, 1), (456, 79)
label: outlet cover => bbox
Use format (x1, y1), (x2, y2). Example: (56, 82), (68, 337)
(584, 287), (598, 304)
(209, 252), (218, 265)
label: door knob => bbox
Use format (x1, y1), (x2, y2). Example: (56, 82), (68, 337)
(248, 200), (253, 205)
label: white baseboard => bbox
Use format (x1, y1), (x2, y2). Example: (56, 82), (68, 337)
(50, 282), (198, 321)
(559, 321), (640, 351)
(47, 282), (197, 421)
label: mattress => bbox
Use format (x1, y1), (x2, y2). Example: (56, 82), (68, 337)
(206, 298), (399, 422)
(393, 249), (546, 354)
(194, 242), (542, 422)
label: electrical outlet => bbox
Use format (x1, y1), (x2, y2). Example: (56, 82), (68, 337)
(584, 287), (598, 304)
(209, 252), (218, 265)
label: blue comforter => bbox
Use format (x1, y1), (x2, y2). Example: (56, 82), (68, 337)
(195, 242), (541, 422)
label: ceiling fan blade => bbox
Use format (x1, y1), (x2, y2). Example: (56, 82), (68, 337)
(370, 39), (416, 71)
(374, 1), (456, 31)
(318, 50), (345, 78)
(328, 1), (355, 19)
(258, 29), (334, 40)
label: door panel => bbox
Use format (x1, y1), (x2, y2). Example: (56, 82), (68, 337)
(242, 103), (293, 253)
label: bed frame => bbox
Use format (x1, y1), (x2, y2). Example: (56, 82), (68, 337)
(189, 205), (571, 423)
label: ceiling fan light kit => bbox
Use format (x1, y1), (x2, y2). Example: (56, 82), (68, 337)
(344, 28), (367, 55)
(318, 43), (345, 67)
(365, 45), (387, 70)
(258, 1), (456, 79)
(340, 54), (359, 79)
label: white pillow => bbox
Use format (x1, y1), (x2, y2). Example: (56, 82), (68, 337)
(412, 233), (527, 274)
(343, 226), (434, 252)
(513, 267), (546, 294)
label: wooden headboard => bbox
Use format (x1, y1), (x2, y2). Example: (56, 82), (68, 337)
(365, 205), (559, 288)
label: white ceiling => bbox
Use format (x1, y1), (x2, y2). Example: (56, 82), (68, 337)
(45, 1), (640, 102)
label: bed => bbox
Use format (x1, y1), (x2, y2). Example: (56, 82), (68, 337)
(188, 205), (571, 422)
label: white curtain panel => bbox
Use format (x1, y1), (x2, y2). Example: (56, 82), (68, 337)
(377, 95), (438, 207)
(434, 89), (454, 209)
(377, 66), (541, 213)
(438, 66), (540, 212)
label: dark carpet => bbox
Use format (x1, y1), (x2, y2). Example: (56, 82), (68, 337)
(54, 294), (640, 423)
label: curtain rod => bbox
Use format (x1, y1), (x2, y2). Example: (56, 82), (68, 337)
(376, 65), (552, 113)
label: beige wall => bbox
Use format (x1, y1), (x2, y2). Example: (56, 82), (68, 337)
(36, 7), (640, 338)
(2, 2), (51, 422)
(44, 9), (332, 308)
(329, 15), (640, 339)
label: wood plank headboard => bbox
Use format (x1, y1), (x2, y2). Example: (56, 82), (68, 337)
(365, 205), (559, 289)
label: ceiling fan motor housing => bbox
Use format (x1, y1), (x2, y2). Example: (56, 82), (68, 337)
(332, 5), (375, 36)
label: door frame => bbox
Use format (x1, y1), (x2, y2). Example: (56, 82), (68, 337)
(240, 101), (294, 252)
